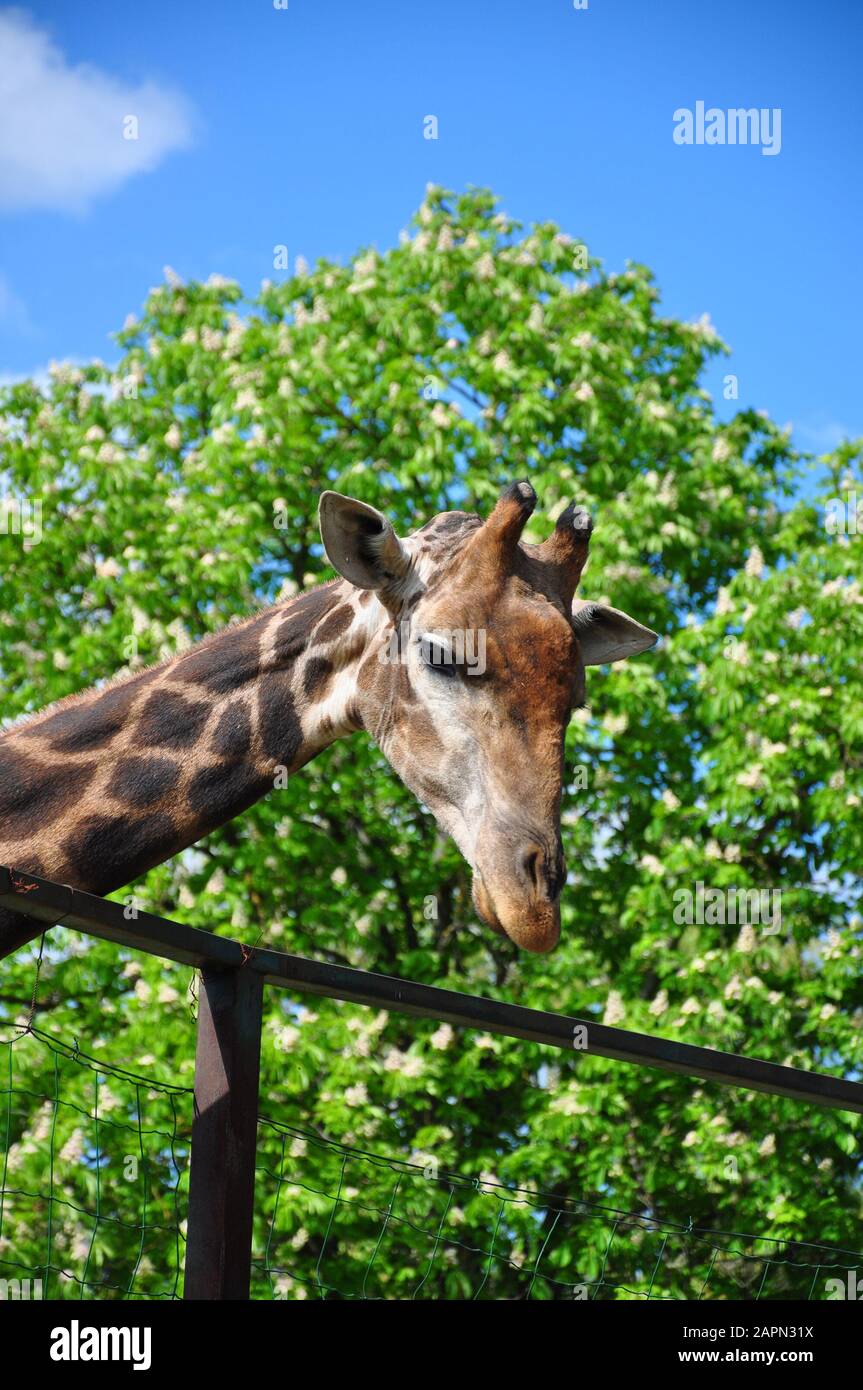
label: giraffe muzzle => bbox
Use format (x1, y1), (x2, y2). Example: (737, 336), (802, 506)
(472, 860), (562, 954)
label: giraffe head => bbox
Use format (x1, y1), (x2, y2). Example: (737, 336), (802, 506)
(319, 482), (657, 953)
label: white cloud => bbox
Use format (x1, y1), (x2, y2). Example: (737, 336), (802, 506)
(0, 272), (34, 334)
(0, 9), (194, 214)
(794, 419), (858, 453)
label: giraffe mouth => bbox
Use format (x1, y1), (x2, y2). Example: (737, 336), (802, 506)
(471, 872), (508, 937)
(471, 869), (561, 954)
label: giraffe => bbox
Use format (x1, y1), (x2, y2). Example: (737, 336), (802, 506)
(0, 481), (657, 957)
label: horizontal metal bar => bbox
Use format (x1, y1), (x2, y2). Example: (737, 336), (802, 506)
(0, 865), (242, 968)
(2, 864), (862, 1115)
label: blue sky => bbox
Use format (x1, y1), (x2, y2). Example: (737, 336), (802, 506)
(0, 0), (860, 456)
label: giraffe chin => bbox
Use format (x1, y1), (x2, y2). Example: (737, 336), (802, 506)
(472, 874), (561, 955)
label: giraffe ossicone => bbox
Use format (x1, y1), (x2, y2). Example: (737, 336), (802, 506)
(0, 481), (657, 958)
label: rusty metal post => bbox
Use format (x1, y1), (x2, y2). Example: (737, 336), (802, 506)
(184, 965), (263, 1300)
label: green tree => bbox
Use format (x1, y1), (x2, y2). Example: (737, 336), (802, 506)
(1, 187), (860, 1299)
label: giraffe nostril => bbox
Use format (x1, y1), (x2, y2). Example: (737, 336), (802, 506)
(517, 844), (566, 901)
(521, 849), (541, 890)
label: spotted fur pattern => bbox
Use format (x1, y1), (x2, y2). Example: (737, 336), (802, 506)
(0, 512), (482, 948)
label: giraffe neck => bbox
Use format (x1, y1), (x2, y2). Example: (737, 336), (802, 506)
(0, 580), (375, 897)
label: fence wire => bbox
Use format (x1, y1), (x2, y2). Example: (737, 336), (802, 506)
(2, 1025), (861, 1301)
(0, 1026), (188, 1300)
(252, 1116), (863, 1301)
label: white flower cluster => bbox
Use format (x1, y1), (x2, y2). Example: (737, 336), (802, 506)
(744, 545), (764, 578)
(603, 990), (625, 1025)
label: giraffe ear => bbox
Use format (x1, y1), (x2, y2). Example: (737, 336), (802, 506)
(572, 600), (659, 664)
(319, 491), (413, 600)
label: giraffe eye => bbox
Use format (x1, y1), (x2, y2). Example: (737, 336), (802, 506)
(418, 635), (458, 677)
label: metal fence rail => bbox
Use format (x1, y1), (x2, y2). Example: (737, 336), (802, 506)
(2, 863), (862, 1299)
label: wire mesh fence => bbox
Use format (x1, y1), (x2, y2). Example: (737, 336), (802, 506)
(252, 1114), (863, 1301)
(2, 1023), (861, 1302)
(0, 1026), (188, 1300)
